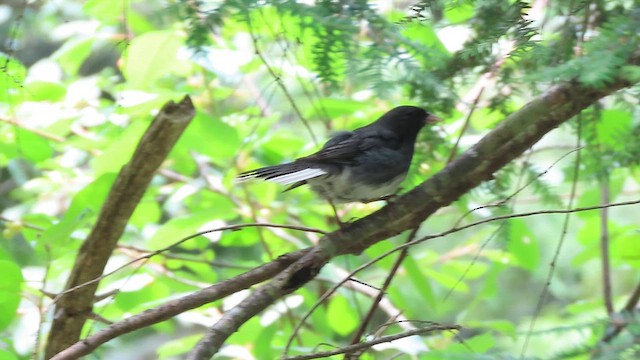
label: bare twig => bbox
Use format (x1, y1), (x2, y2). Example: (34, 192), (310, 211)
(601, 279), (640, 343)
(282, 324), (460, 360)
(623, 280), (640, 313)
(347, 227), (421, 356)
(245, 13), (318, 145)
(522, 114), (582, 357)
(1, 117), (66, 142)
(52, 222), (325, 301)
(600, 174), (614, 315)
(49, 248), (310, 360)
(447, 87), (484, 164)
(0, 215), (45, 231)
(453, 146), (584, 229)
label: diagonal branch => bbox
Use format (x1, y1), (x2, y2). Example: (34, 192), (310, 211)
(187, 53), (640, 358)
(49, 249), (309, 360)
(45, 96), (196, 359)
(51, 199), (640, 360)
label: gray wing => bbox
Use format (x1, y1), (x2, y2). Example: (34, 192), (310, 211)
(298, 129), (395, 165)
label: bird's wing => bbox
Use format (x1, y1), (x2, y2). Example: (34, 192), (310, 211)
(298, 128), (397, 164)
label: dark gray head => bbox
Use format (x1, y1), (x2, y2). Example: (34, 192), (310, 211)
(374, 106), (439, 139)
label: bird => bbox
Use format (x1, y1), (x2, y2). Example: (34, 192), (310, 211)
(237, 106), (439, 203)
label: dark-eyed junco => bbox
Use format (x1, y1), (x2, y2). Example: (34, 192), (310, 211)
(238, 106), (439, 203)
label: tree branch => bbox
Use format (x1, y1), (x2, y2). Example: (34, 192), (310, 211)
(282, 324), (460, 360)
(45, 96), (196, 359)
(347, 227), (420, 355)
(49, 248), (310, 360)
(188, 53), (640, 358)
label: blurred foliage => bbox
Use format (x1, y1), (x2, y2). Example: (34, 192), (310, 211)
(1, 0), (639, 359)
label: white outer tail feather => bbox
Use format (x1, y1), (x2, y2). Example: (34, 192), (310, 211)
(268, 168), (327, 185)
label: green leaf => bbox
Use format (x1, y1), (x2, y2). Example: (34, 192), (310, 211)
(25, 81), (67, 102)
(130, 195), (162, 228)
(403, 255), (436, 306)
(597, 109), (632, 151)
(609, 225), (640, 268)
(479, 262), (506, 298)
(258, 131), (308, 165)
(621, 65), (640, 82)
(423, 267), (469, 293)
(157, 335), (200, 359)
(92, 120), (148, 176)
(38, 217), (85, 259)
(115, 278), (171, 312)
(174, 114), (241, 167)
(65, 173), (117, 222)
(309, 98), (366, 119)
(167, 260), (218, 283)
(254, 324), (277, 359)
(506, 219), (539, 271)
(16, 129), (53, 163)
(218, 226), (261, 247)
(83, 0), (123, 23)
(326, 295), (358, 336)
(184, 191), (236, 220)
(460, 332), (496, 353)
(467, 319), (516, 337)
(444, 3), (475, 24)
(402, 22), (448, 54)
(0, 349), (19, 360)
(470, 107), (505, 130)
(53, 37), (95, 75)
(0, 260), (22, 331)
(122, 31), (183, 88)
(38, 173), (116, 257)
(147, 212), (222, 250)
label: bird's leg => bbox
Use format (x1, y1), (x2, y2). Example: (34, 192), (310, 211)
(328, 199), (346, 228)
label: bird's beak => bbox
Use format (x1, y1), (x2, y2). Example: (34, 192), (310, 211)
(425, 114), (440, 124)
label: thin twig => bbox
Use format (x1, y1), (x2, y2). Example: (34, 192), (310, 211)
(52, 222), (325, 302)
(282, 197), (640, 358)
(1, 116), (66, 142)
(601, 279), (640, 343)
(453, 146), (584, 229)
(0, 215), (45, 231)
(49, 248), (311, 360)
(623, 280), (640, 313)
(600, 174), (614, 315)
(522, 115), (582, 357)
(346, 227), (421, 356)
(282, 324), (460, 360)
(245, 13), (318, 145)
(117, 244), (254, 270)
(447, 87), (484, 164)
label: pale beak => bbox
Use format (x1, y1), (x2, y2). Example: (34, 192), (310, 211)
(425, 114), (441, 124)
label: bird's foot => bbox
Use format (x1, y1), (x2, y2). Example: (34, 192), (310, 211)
(363, 193), (399, 204)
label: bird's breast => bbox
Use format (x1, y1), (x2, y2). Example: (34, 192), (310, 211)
(307, 167), (407, 203)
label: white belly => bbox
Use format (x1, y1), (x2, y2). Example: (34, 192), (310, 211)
(308, 167), (406, 203)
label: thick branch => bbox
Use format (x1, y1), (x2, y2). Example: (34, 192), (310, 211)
(192, 54), (639, 357)
(45, 96), (196, 359)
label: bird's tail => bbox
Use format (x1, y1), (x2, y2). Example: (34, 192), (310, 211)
(237, 163), (327, 186)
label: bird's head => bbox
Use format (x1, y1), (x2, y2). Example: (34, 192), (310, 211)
(376, 105), (440, 138)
